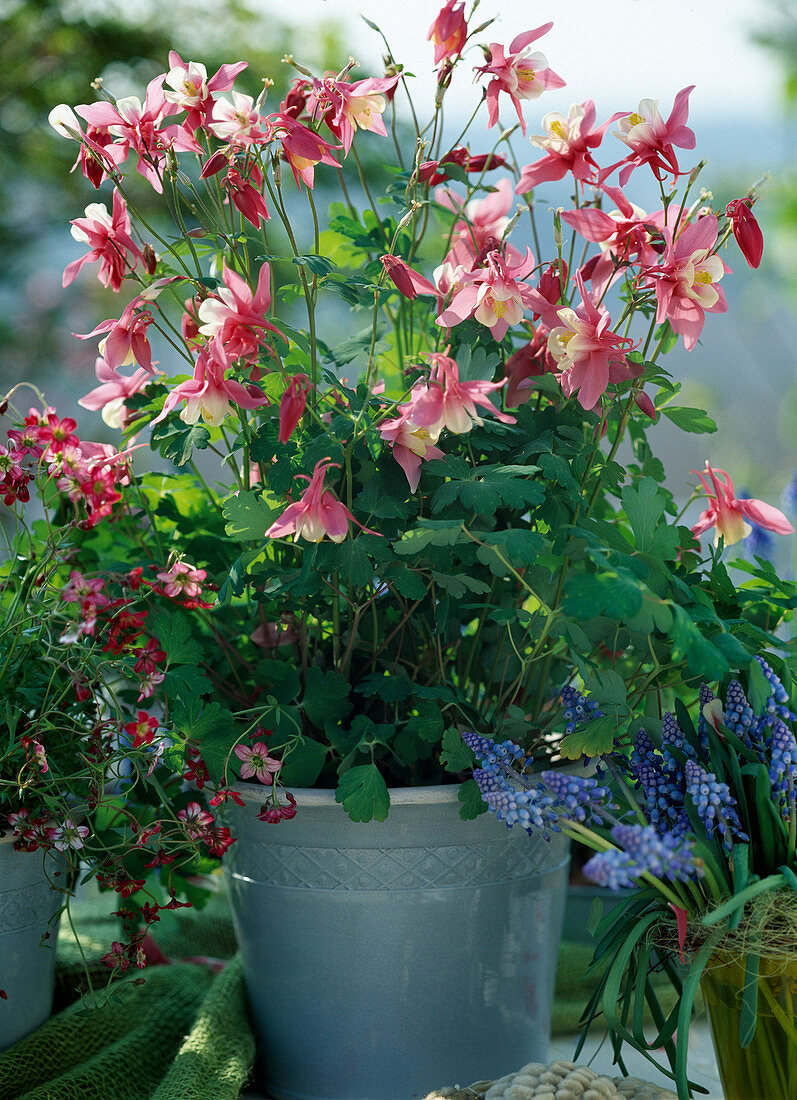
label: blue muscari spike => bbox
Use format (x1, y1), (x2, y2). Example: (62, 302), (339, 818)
(583, 824), (700, 889)
(684, 759), (748, 853)
(560, 684), (604, 735)
(472, 768), (559, 835)
(629, 729), (689, 836)
(769, 719), (797, 818)
(539, 770), (615, 825)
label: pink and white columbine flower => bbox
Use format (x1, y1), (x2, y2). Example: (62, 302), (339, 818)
(197, 262), (283, 363)
(163, 51), (248, 134)
(378, 409), (445, 493)
(45, 818), (90, 852)
(546, 273), (637, 410)
(156, 560), (207, 600)
(690, 464), (794, 547)
(427, 0), (468, 66)
(516, 101), (617, 192)
(208, 91), (270, 146)
(475, 25), (565, 135)
(436, 179), (515, 270)
(79, 356), (156, 428)
(234, 741), (282, 785)
(406, 350), (515, 439)
(641, 214), (727, 351)
(563, 185), (666, 298)
(266, 113), (340, 190)
(437, 248), (541, 342)
(266, 459), (369, 544)
(153, 338), (269, 427)
(606, 86), (696, 186)
(62, 189), (142, 292)
(310, 75), (399, 155)
(76, 76), (200, 192)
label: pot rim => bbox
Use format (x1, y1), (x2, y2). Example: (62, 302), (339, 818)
(230, 781), (464, 807)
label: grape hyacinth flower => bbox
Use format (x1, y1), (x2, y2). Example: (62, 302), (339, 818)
(472, 767), (559, 834)
(584, 824), (700, 889)
(539, 770), (615, 824)
(684, 760), (748, 851)
(629, 730), (689, 836)
(560, 684), (604, 734)
(769, 719), (797, 814)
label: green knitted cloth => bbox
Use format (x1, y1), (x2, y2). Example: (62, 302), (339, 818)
(0, 888), (254, 1100)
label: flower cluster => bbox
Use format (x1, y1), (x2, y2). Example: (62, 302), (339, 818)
(32, 0), (795, 837)
(467, 657), (797, 894)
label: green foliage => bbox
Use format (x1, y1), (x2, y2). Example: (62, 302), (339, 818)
(335, 765), (390, 822)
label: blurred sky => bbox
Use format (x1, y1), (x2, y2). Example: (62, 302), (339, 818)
(273, 0), (786, 126)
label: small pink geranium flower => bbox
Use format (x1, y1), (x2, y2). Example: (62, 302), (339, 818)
(475, 25), (565, 136)
(177, 801), (215, 841)
(690, 463), (794, 547)
(156, 560), (207, 599)
(45, 818), (90, 851)
(234, 741), (282, 785)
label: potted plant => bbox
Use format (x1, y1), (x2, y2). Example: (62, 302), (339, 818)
(41, 0), (785, 1093)
(466, 646), (797, 1100)
(0, 392), (225, 1048)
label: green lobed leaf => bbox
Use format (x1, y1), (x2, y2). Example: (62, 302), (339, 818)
(223, 490), (278, 541)
(335, 764), (390, 822)
(558, 716), (617, 759)
(150, 612), (202, 666)
(440, 728), (475, 773)
(276, 737), (329, 787)
(458, 779), (488, 820)
(302, 667), (352, 728)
